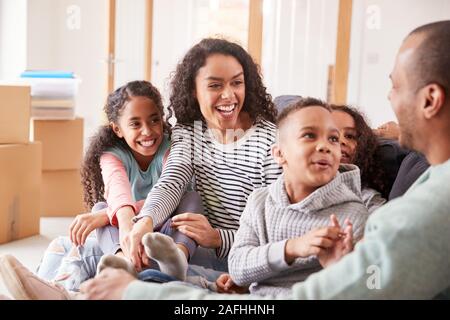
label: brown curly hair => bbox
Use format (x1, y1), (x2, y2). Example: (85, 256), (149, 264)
(81, 80), (165, 210)
(167, 38), (277, 126)
(331, 105), (389, 197)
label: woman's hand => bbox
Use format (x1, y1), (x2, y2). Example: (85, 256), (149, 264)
(121, 217), (153, 272)
(80, 268), (136, 300)
(373, 121), (400, 140)
(171, 213), (222, 248)
(69, 210), (110, 246)
(285, 225), (343, 264)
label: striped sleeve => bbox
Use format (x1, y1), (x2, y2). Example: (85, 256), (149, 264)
(261, 142), (283, 187)
(216, 228), (236, 260)
(134, 125), (194, 228)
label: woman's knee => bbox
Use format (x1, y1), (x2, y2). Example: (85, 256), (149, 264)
(176, 191), (204, 214)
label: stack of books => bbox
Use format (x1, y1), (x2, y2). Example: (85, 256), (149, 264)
(19, 70), (80, 120)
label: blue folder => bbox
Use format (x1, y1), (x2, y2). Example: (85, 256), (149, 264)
(20, 70), (75, 79)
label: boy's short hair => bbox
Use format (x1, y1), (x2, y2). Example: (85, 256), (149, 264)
(276, 97), (331, 129)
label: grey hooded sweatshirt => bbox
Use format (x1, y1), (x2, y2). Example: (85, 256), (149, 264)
(228, 164), (370, 296)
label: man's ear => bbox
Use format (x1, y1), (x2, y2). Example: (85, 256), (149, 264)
(110, 122), (123, 138)
(271, 144), (286, 166)
(422, 84), (446, 120)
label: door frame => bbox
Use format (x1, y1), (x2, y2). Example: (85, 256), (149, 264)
(333, 0), (353, 104)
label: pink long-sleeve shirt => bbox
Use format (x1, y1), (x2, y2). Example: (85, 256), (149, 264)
(100, 153), (145, 226)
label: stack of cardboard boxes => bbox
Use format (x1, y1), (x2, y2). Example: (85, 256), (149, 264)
(0, 85), (42, 244)
(32, 118), (85, 216)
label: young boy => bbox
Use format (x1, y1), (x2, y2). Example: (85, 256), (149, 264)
(218, 98), (370, 296)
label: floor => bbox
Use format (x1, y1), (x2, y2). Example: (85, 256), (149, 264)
(0, 217), (74, 297)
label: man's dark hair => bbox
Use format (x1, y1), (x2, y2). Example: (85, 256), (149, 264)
(408, 20), (450, 94)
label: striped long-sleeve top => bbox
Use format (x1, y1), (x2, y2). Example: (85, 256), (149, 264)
(135, 118), (282, 259)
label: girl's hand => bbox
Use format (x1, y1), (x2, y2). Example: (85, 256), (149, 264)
(318, 215), (354, 268)
(121, 217), (153, 272)
(216, 274), (249, 294)
(171, 213), (221, 248)
(285, 225), (343, 264)
(69, 210), (110, 246)
(116, 206), (136, 262)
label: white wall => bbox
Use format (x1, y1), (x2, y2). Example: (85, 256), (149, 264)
(0, 0), (27, 80)
(261, 0), (339, 101)
(26, 0), (57, 69)
(348, 0), (450, 127)
(114, 0), (146, 89)
(26, 0), (109, 149)
(0, 3), (1, 76)
(151, 0), (195, 107)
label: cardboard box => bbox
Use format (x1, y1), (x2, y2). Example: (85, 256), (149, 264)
(32, 117), (84, 170)
(0, 143), (41, 244)
(41, 169), (85, 217)
(0, 85), (31, 144)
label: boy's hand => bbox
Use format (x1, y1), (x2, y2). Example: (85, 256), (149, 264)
(69, 210), (110, 246)
(318, 215), (354, 268)
(285, 226), (343, 264)
(216, 274), (249, 294)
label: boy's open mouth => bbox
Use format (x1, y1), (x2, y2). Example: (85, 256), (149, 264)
(312, 159), (333, 169)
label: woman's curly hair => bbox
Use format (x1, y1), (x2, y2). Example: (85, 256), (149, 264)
(331, 105), (389, 198)
(81, 80), (165, 210)
(167, 38), (277, 126)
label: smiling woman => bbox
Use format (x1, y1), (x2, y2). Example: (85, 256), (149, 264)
(194, 54), (248, 139)
(133, 38), (282, 276)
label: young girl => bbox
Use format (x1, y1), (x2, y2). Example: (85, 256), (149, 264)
(0, 80), (200, 299)
(330, 104), (388, 211)
(78, 80), (199, 279)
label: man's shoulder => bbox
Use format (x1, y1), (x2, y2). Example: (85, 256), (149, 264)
(376, 162), (450, 220)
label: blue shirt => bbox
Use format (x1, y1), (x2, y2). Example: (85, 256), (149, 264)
(105, 134), (170, 202)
